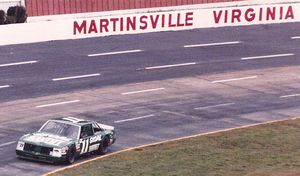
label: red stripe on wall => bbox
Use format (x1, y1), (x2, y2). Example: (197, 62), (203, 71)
(101, 0), (107, 11)
(47, 0), (53, 15)
(64, 0), (71, 14)
(25, 0), (33, 16)
(25, 0), (245, 16)
(97, 0), (103, 11)
(145, 0), (151, 8)
(86, 0), (92, 12)
(92, 0), (97, 12)
(118, 0), (124, 10)
(136, 0), (142, 8)
(52, 0), (58, 14)
(75, 0), (80, 13)
(107, 0), (113, 10)
(69, 0), (76, 13)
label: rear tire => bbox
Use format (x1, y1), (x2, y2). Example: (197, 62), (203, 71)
(97, 136), (109, 155)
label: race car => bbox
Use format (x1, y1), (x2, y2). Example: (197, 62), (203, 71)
(16, 117), (116, 164)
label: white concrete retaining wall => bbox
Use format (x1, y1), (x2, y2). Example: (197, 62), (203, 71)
(0, 0), (299, 46)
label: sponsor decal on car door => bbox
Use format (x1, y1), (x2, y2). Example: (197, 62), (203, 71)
(80, 138), (90, 154)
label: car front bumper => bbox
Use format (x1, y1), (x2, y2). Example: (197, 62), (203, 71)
(16, 150), (67, 163)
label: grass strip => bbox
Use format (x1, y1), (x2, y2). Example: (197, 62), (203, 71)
(50, 118), (300, 176)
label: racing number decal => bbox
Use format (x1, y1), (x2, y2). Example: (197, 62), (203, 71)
(80, 138), (90, 154)
(80, 135), (102, 154)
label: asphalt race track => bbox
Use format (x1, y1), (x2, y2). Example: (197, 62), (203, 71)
(0, 22), (300, 176)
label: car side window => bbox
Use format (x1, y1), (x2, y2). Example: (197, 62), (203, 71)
(80, 124), (94, 138)
(92, 122), (103, 132)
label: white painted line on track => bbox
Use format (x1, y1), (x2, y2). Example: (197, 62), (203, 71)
(0, 85), (10, 89)
(88, 49), (142, 57)
(44, 116), (300, 176)
(114, 114), (155, 123)
(52, 73), (101, 81)
(0, 141), (16, 148)
(280, 94), (300, 98)
(241, 53), (294, 60)
(144, 62), (196, 70)
(36, 100), (80, 108)
(212, 76), (258, 84)
(0, 60), (38, 67)
(291, 36), (300, 39)
(194, 103), (235, 110)
(184, 41), (241, 48)
(163, 110), (197, 119)
(121, 88), (165, 95)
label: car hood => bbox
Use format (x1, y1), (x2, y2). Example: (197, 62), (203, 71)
(21, 132), (73, 148)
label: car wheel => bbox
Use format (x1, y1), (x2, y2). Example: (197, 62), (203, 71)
(97, 136), (109, 155)
(66, 148), (76, 164)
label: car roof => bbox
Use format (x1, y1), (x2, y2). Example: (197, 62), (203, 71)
(51, 117), (92, 126)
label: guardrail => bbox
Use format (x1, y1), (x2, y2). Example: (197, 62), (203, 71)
(0, 0), (24, 12)
(25, 0), (245, 17)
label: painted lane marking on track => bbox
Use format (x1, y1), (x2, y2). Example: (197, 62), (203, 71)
(163, 110), (198, 119)
(36, 100), (80, 108)
(52, 73), (101, 81)
(88, 49), (142, 57)
(241, 53), (294, 60)
(0, 85), (10, 89)
(212, 76), (258, 84)
(0, 60), (38, 67)
(0, 141), (16, 148)
(194, 103), (235, 110)
(44, 116), (300, 176)
(184, 41), (241, 48)
(280, 94), (300, 98)
(142, 62), (196, 70)
(121, 88), (165, 95)
(291, 36), (300, 39)
(114, 114), (155, 123)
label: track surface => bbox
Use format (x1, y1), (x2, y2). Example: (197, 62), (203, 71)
(0, 22), (300, 176)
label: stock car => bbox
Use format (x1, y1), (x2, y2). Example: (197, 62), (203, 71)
(16, 117), (116, 164)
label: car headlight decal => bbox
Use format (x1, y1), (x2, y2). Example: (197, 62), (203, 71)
(51, 146), (68, 157)
(16, 141), (25, 151)
(61, 146), (69, 155)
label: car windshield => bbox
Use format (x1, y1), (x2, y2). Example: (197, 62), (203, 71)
(39, 120), (79, 140)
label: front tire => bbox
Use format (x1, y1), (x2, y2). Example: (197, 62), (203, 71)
(66, 148), (76, 164)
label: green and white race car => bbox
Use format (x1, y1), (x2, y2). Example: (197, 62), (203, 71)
(16, 117), (116, 164)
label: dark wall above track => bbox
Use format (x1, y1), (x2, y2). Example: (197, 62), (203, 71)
(25, 0), (245, 16)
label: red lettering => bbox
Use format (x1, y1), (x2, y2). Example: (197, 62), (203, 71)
(266, 7), (276, 21)
(245, 8), (255, 22)
(127, 17), (136, 31)
(150, 15), (159, 29)
(88, 20), (98, 34)
(120, 18), (124, 31)
(177, 13), (184, 27)
(213, 10), (223, 24)
(100, 19), (109, 33)
(73, 20), (87, 35)
(185, 12), (193, 26)
(140, 16), (148, 30)
(279, 6), (283, 20)
(259, 8), (263, 21)
(168, 14), (176, 27)
(110, 18), (119, 32)
(285, 6), (294, 19)
(231, 9), (241, 23)
(162, 14), (165, 27)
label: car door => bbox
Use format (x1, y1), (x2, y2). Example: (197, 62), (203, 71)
(79, 124), (94, 154)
